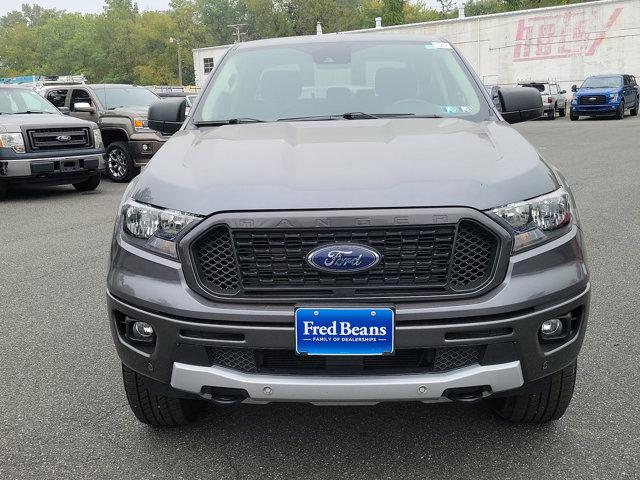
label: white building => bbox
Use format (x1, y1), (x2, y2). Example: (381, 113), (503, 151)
(192, 0), (639, 89)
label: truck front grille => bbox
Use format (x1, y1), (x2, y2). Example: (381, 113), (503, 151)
(26, 127), (92, 151)
(578, 95), (607, 105)
(206, 346), (482, 375)
(190, 220), (500, 301)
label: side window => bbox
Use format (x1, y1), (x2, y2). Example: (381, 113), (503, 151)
(549, 84), (558, 94)
(623, 75), (629, 86)
(203, 57), (215, 75)
(70, 89), (92, 111)
(46, 89), (68, 108)
(631, 76), (636, 86)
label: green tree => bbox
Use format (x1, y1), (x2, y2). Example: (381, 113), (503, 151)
(382, 0), (404, 26)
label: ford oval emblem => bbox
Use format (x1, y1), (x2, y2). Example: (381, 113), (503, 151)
(56, 135), (72, 142)
(306, 244), (380, 273)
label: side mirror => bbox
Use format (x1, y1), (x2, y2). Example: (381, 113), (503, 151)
(559, 90), (566, 95)
(571, 85), (577, 92)
(74, 102), (95, 113)
(58, 107), (70, 115)
(498, 87), (544, 124)
(148, 98), (186, 135)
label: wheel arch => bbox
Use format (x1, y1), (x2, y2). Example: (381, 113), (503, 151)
(102, 128), (129, 148)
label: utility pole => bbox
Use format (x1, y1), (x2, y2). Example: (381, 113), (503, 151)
(228, 23), (247, 43)
(169, 37), (183, 86)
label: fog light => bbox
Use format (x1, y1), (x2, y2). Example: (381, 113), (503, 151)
(540, 319), (563, 336)
(141, 143), (150, 152)
(132, 321), (154, 339)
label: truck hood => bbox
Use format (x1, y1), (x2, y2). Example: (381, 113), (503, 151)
(132, 118), (558, 216)
(576, 87), (618, 96)
(0, 113), (96, 133)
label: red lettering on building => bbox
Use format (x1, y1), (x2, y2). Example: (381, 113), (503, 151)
(513, 7), (622, 62)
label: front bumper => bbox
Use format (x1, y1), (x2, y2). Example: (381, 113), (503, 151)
(171, 361), (524, 404)
(128, 132), (166, 166)
(107, 220), (590, 404)
(0, 152), (105, 182)
(571, 103), (619, 116)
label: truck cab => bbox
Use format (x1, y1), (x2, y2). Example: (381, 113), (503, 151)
(43, 84), (167, 182)
(517, 81), (567, 120)
(570, 74), (639, 120)
(0, 85), (104, 199)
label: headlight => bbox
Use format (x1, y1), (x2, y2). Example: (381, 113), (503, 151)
(609, 93), (618, 102)
(121, 199), (201, 258)
(0, 133), (26, 153)
(487, 187), (573, 253)
(93, 128), (104, 149)
(133, 118), (150, 132)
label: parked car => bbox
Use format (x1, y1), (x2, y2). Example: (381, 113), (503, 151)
(517, 81), (567, 119)
(42, 84), (167, 182)
(108, 34), (588, 427)
(570, 74), (639, 120)
(0, 85), (104, 200)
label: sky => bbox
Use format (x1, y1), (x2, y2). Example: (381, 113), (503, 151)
(0, 0), (457, 17)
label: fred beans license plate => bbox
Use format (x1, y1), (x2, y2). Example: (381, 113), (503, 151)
(295, 308), (394, 356)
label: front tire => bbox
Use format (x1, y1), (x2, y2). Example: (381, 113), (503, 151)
(631, 97), (638, 116)
(0, 181), (7, 200)
(570, 110), (579, 121)
(106, 141), (139, 182)
(559, 104), (566, 117)
(122, 363), (206, 427)
(490, 361), (577, 424)
(72, 174), (101, 192)
(616, 100), (625, 120)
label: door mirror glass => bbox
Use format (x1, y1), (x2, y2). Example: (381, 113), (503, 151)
(498, 87), (544, 124)
(571, 85), (577, 92)
(58, 107), (70, 115)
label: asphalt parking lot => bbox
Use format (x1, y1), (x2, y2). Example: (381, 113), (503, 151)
(1, 114), (639, 480)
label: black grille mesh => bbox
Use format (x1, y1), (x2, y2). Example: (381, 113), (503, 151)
(433, 346), (480, 372)
(450, 221), (496, 290)
(192, 226), (240, 293)
(207, 346), (481, 375)
(191, 220), (498, 299)
(578, 95), (606, 106)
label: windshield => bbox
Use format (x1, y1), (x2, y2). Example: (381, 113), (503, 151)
(94, 87), (159, 110)
(581, 76), (621, 89)
(0, 88), (60, 114)
(519, 83), (546, 93)
(195, 40), (490, 123)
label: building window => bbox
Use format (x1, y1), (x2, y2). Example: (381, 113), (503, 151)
(204, 57), (214, 74)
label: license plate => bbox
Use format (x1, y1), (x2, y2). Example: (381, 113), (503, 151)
(295, 307), (394, 356)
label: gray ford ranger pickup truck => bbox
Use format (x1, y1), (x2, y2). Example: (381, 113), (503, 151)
(107, 35), (590, 426)
(0, 85), (104, 200)
(42, 84), (165, 182)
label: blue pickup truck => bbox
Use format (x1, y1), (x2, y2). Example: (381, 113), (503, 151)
(570, 74), (639, 120)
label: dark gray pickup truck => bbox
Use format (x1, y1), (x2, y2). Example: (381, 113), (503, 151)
(108, 35), (589, 427)
(0, 85), (104, 200)
(42, 84), (166, 182)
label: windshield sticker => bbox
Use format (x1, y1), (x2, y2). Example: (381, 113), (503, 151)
(424, 44), (435, 50)
(443, 106), (459, 114)
(432, 42), (453, 49)
(460, 106), (472, 113)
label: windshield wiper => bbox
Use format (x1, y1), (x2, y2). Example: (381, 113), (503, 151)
(194, 118), (265, 126)
(278, 112), (443, 122)
(13, 110), (55, 114)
